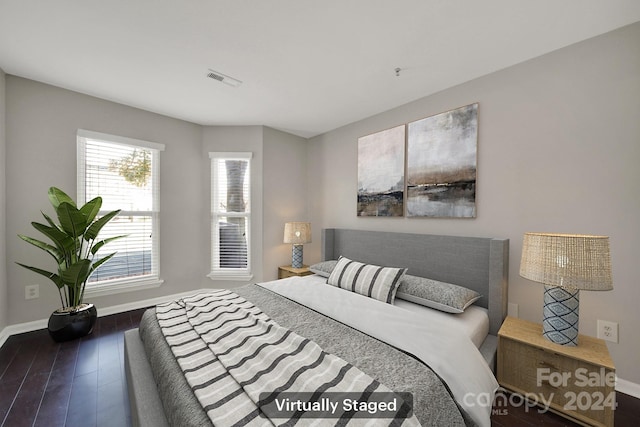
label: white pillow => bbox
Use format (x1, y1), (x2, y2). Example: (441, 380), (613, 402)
(309, 260), (338, 278)
(396, 274), (481, 313)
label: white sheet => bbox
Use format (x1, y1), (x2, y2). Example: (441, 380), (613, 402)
(393, 299), (490, 348)
(259, 275), (498, 427)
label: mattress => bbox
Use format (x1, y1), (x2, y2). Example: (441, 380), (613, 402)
(298, 273), (490, 348)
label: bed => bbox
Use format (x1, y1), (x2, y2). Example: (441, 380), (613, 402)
(124, 228), (509, 427)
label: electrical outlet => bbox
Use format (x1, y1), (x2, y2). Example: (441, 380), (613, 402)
(597, 320), (619, 343)
(25, 284), (39, 300)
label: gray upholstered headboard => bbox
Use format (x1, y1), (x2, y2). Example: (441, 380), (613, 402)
(321, 228), (509, 335)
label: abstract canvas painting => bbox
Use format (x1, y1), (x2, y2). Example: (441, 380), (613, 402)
(407, 103), (478, 217)
(357, 125), (405, 217)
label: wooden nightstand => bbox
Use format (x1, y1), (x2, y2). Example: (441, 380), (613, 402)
(497, 316), (615, 427)
(278, 265), (313, 279)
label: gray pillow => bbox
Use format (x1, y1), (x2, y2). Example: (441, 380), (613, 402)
(327, 256), (406, 304)
(396, 274), (481, 313)
(309, 260), (338, 278)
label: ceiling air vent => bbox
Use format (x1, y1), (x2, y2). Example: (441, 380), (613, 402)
(206, 69), (242, 87)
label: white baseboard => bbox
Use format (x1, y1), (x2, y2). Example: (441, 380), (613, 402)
(0, 288), (211, 349)
(0, 318), (48, 348)
(96, 288), (212, 317)
(0, 328), (9, 349)
(1, 289), (639, 402)
(617, 377), (640, 399)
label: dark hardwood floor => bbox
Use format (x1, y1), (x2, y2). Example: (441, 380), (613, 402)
(491, 390), (640, 427)
(1, 308), (639, 426)
(0, 308), (147, 427)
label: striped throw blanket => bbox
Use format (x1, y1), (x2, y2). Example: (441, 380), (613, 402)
(156, 290), (420, 426)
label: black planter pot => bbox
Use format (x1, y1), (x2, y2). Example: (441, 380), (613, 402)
(48, 303), (98, 342)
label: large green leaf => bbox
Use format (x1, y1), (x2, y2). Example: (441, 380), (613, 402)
(60, 259), (92, 289)
(85, 209), (121, 240)
(41, 211), (61, 230)
(48, 187), (76, 209)
(17, 234), (63, 262)
(31, 222), (74, 252)
(15, 263), (64, 289)
(80, 197), (102, 224)
(56, 202), (87, 238)
(90, 252), (117, 274)
(91, 235), (127, 255)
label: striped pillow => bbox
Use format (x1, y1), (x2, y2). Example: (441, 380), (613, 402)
(327, 256), (406, 304)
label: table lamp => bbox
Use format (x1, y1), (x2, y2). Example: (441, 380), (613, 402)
(283, 222), (311, 268)
(519, 232), (613, 346)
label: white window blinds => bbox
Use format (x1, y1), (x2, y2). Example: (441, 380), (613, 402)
(209, 152), (252, 278)
(77, 130), (164, 286)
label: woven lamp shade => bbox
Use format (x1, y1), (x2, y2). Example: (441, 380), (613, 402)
(283, 222), (311, 244)
(520, 233), (613, 291)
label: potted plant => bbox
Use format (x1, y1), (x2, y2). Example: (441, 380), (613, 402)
(17, 187), (124, 342)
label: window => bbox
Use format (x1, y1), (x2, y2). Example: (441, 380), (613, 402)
(209, 152), (252, 280)
(77, 129), (164, 296)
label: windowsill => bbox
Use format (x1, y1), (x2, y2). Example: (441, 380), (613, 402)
(207, 272), (254, 282)
(84, 277), (164, 298)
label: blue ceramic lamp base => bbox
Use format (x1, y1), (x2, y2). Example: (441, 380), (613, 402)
(543, 285), (580, 346)
(291, 244), (304, 268)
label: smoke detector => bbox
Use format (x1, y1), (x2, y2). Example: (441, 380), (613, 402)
(206, 69), (242, 87)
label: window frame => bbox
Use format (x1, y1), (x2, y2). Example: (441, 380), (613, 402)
(208, 151), (253, 281)
(77, 129), (165, 297)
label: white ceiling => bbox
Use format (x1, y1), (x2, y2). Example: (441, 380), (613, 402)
(1, 1), (639, 138)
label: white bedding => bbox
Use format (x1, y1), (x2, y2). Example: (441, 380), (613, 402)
(394, 299), (490, 348)
(259, 274), (499, 427)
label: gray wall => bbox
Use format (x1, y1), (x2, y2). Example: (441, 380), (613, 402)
(5, 77), (204, 323)
(263, 127), (309, 280)
(307, 23), (640, 385)
(0, 68), (6, 330)
(4, 80), (309, 325)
